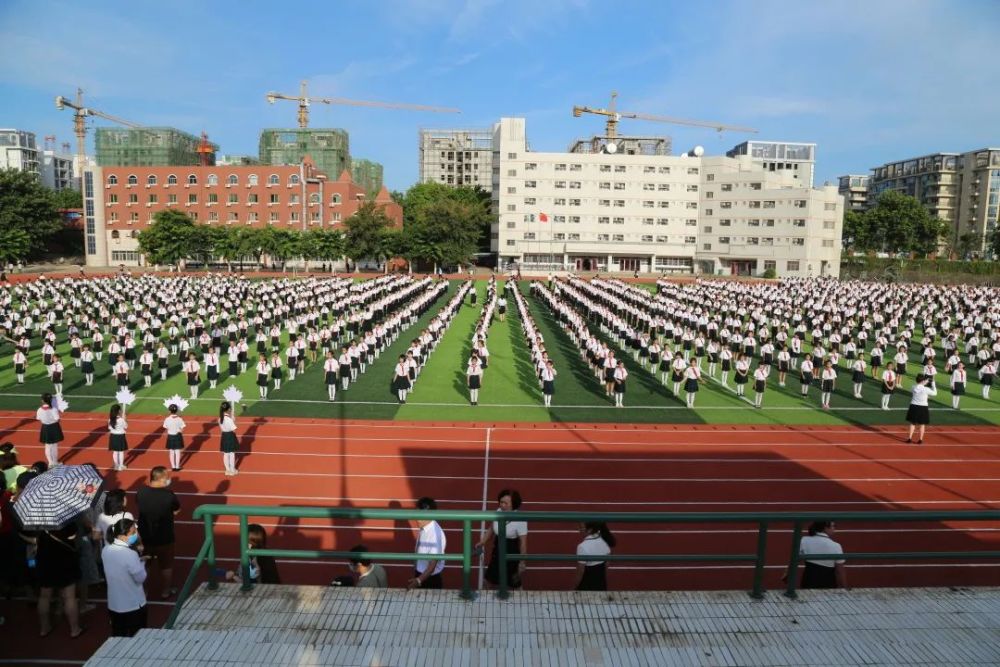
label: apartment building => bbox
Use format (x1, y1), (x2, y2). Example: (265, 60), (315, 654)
(492, 118), (842, 277)
(837, 174), (869, 212)
(0, 129), (39, 176)
(418, 128), (493, 187)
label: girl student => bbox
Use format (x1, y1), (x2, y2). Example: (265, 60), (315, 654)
(108, 403), (128, 472)
(139, 348), (154, 388)
(980, 358), (997, 400)
(392, 354), (411, 404)
(752, 361), (769, 409)
(323, 349), (340, 401)
(163, 403), (186, 471)
(776, 344), (791, 387)
(575, 521), (616, 591)
(683, 360), (702, 409)
(50, 354), (64, 396)
(337, 345), (351, 392)
(184, 353), (201, 400)
(612, 359), (628, 408)
(850, 353), (867, 399)
(255, 355), (270, 400)
(156, 342), (169, 381)
(541, 359), (557, 408)
(950, 361), (967, 410)
(820, 359), (837, 409)
(81, 344), (95, 386)
(671, 354), (687, 396)
(880, 361), (897, 410)
(720, 345), (733, 386)
(733, 352), (750, 397)
(799, 356), (814, 398)
(269, 350), (283, 392)
(219, 401), (239, 476)
(467, 355), (484, 406)
(205, 346), (220, 390)
(37, 392), (64, 467)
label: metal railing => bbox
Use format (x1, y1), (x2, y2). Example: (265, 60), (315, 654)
(164, 505), (1000, 629)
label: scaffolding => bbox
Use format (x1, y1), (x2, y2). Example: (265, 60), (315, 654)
(259, 128), (350, 180)
(419, 128), (493, 187)
(568, 134), (671, 156)
(350, 158), (384, 196)
(95, 127), (217, 166)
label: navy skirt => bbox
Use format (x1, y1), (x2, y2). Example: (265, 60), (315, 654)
(220, 431), (239, 453)
(40, 422), (64, 444)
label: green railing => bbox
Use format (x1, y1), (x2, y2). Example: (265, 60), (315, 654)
(164, 505), (1000, 629)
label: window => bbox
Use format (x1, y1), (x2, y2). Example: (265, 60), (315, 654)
(598, 234), (610, 241)
(657, 184), (670, 192)
(719, 236), (730, 244)
(824, 202), (837, 210)
(598, 216), (610, 224)
(792, 238), (805, 246)
(507, 153), (517, 159)
(129, 212), (139, 223)
(762, 237), (774, 246)
(525, 180), (537, 188)
(523, 197), (536, 205)
(703, 226), (712, 233)
(268, 174), (279, 185)
(289, 194), (300, 204)
(793, 219), (805, 227)
(507, 169), (518, 177)
(148, 194), (158, 204)
(613, 217), (624, 224)
(765, 219), (774, 227)
(599, 165), (611, 172)
(686, 202), (698, 209)
(554, 215), (566, 222)
(309, 193), (319, 204)
(506, 240), (516, 247)
(207, 174), (218, 186)
(794, 200), (807, 208)
(208, 193), (218, 204)
(523, 232), (536, 240)
(764, 260), (776, 271)
(656, 235), (669, 242)
(109, 194), (118, 204)
(228, 193), (238, 204)
(705, 191), (714, 199)
(554, 163), (566, 171)
(750, 182), (762, 190)
(703, 243), (712, 251)
(289, 174), (299, 185)
(614, 182), (625, 190)
(553, 233), (566, 241)
(748, 201), (761, 209)
(245, 193), (257, 204)
(167, 174), (178, 186)
(684, 236), (696, 244)
(687, 185), (699, 192)
(555, 198), (567, 205)
(289, 211), (299, 221)
(721, 184), (732, 192)
(268, 212), (277, 223)
(719, 219), (731, 226)
(658, 201), (669, 209)
(687, 167), (699, 175)
(507, 187), (517, 194)
(748, 219), (760, 226)
(643, 183), (655, 191)
(685, 219), (697, 226)
(599, 182), (611, 190)
(614, 200), (625, 207)
(599, 199), (610, 207)
(568, 233), (581, 241)
(641, 235), (654, 242)
(188, 194), (197, 204)
(146, 175), (157, 186)
(168, 194), (178, 204)
(107, 175), (118, 186)
(331, 193), (341, 204)
(109, 212), (119, 222)
(127, 174), (137, 186)
(569, 216), (581, 223)
(525, 163), (537, 170)
(763, 200), (775, 208)
(823, 220), (836, 229)
(248, 174), (258, 186)
(614, 165), (626, 173)
(658, 166), (670, 174)
(748, 237), (759, 245)
(569, 181), (581, 189)
(569, 198), (581, 206)
(706, 174), (715, 182)
(643, 166), (655, 174)
(111, 230), (120, 240)
(612, 234), (624, 241)
(569, 164), (582, 171)
(554, 181), (566, 188)
(187, 174), (197, 186)
(822, 239), (835, 247)
(643, 200), (655, 208)
(128, 193), (138, 204)
(643, 217), (654, 225)
(705, 209), (713, 216)
(506, 221), (516, 229)
(720, 201), (732, 209)
(269, 193), (279, 204)
(787, 260), (800, 271)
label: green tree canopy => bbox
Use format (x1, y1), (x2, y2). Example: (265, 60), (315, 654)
(51, 188), (83, 209)
(136, 209), (197, 266)
(846, 191), (947, 258)
(0, 168), (64, 258)
(401, 182), (493, 267)
(344, 201), (394, 262)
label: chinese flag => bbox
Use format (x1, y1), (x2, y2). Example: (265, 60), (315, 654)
(539, 212), (548, 223)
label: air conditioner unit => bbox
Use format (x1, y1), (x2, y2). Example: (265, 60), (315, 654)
(185, 184), (191, 188)
(145, 184), (151, 189)
(146, 203), (152, 208)
(105, 184), (111, 189)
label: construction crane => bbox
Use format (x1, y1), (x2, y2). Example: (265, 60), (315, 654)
(573, 91), (757, 143)
(55, 88), (143, 172)
(266, 80), (460, 128)
(196, 132), (215, 166)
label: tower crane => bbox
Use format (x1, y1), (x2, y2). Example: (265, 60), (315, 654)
(55, 88), (143, 174)
(266, 80), (460, 128)
(573, 91), (757, 145)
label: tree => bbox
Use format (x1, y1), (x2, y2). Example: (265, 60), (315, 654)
(988, 228), (1000, 260)
(864, 190), (942, 257)
(187, 225), (222, 266)
(841, 209), (869, 254)
(311, 229), (345, 267)
(411, 199), (484, 270)
(51, 188), (83, 210)
(0, 168), (63, 257)
(955, 231), (984, 260)
(344, 201), (394, 265)
(136, 209), (196, 267)
(0, 228), (32, 263)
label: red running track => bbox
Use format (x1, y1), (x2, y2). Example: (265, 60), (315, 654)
(1, 412), (999, 663)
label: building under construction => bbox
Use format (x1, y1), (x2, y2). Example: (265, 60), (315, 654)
(95, 127), (217, 166)
(350, 158), (384, 197)
(259, 128), (350, 184)
(419, 128), (493, 187)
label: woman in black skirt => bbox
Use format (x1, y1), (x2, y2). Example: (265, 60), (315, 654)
(905, 373), (937, 444)
(33, 524), (84, 638)
(108, 403), (128, 472)
(477, 489), (528, 589)
(575, 522), (615, 591)
(219, 401), (239, 476)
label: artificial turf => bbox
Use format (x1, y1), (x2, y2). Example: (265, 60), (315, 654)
(0, 279), (997, 427)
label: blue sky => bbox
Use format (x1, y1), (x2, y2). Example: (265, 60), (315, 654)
(2, 0), (998, 191)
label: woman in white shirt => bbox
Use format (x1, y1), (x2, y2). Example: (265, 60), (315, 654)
(102, 518), (148, 637)
(792, 520), (846, 589)
(108, 404), (128, 471)
(219, 401), (239, 476)
(576, 522), (616, 591)
(95, 489), (135, 546)
(476, 489), (528, 589)
(163, 404), (186, 472)
(906, 373), (938, 444)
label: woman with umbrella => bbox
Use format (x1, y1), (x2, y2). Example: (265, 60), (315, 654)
(36, 393), (63, 468)
(108, 404), (128, 472)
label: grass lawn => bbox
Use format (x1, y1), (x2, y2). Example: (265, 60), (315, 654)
(0, 279), (997, 427)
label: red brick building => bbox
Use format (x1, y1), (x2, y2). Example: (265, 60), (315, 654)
(82, 157), (401, 266)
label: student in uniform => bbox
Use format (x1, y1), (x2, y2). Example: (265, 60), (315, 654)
(81, 344), (95, 386)
(37, 392), (64, 467)
(719, 345), (733, 386)
(49, 354), (64, 396)
(255, 356), (270, 399)
(734, 353), (750, 397)
(467, 356), (484, 406)
(540, 360), (557, 407)
(950, 361), (967, 410)
(799, 357), (814, 398)
(820, 359), (837, 409)
(184, 353), (200, 400)
(683, 361), (702, 409)
(905, 374), (937, 444)
(219, 401), (239, 476)
(979, 359), (996, 400)
(205, 347), (220, 390)
(156, 342), (169, 382)
(603, 352), (617, 397)
(113, 354), (130, 389)
(612, 361), (628, 408)
(163, 403), (186, 471)
(338, 346), (351, 392)
(893, 347), (909, 390)
(269, 351), (283, 392)
(392, 355), (411, 404)
(776, 345), (791, 387)
(13, 347), (28, 384)
(851, 354), (867, 399)
(323, 350), (340, 401)
(575, 522), (615, 591)
(108, 404), (129, 472)
(880, 362), (897, 410)
(671, 355), (687, 396)
(752, 362), (769, 408)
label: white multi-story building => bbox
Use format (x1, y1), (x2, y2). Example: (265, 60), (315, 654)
(726, 140), (816, 187)
(40, 148), (76, 191)
(0, 129), (39, 177)
(418, 128), (493, 187)
(492, 118), (842, 278)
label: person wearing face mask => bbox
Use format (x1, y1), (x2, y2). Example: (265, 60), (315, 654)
(226, 524), (280, 585)
(102, 518), (147, 637)
(136, 467), (180, 600)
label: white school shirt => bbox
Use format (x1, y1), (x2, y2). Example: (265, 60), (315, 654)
(951, 369), (966, 386)
(685, 366), (702, 381)
(614, 367), (628, 382)
(492, 514), (527, 539)
(415, 521), (446, 576)
(577, 534), (611, 566)
(394, 362), (408, 377)
(163, 414), (186, 435)
(753, 368), (768, 383)
(256, 361), (269, 375)
(220, 415), (237, 433)
(800, 532), (844, 568)
(541, 367), (556, 381)
(109, 418), (128, 436)
(852, 359), (866, 373)
(909, 383), (938, 406)
(36, 405), (60, 425)
(324, 357), (340, 373)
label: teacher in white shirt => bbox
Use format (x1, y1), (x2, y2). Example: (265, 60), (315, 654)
(906, 373), (937, 444)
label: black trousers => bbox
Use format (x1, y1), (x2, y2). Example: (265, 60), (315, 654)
(110, 605), (148, 637)
(415, 570), (443, 589)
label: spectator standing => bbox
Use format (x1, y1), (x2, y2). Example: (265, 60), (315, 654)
(407, 496), (446, 589)
(348, 545), (388, 588)
(95, 490), (134, 545)
(796, 520), (847, 589)
(576, 522), (615, 591)
(102, 518), (147, 637)
(477, 489), (528, 589)
(136, 467), (180, 600)
(906, 373), (937, 444)
(34, 524), (84, 638)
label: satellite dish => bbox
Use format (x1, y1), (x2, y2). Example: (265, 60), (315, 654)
(693, 145), (705, 157)
(605, 142), (618, 154)
(681, 152), (689, 158)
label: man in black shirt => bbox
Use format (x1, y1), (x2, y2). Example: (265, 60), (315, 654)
(136, 466), (180, 599)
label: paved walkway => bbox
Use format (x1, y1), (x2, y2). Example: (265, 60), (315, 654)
(84, 584), (1000, 666)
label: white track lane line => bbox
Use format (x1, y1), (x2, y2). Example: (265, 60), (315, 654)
(478, 426), (491, 589)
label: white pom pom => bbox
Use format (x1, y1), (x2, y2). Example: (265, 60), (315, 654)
(222, 385), (244, 405)
(115, 388), (136, 406)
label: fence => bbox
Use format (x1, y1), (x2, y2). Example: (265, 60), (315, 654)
(165, 505), (1000, 629)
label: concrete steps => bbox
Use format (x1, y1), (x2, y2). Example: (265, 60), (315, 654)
(85, 584), (1000, 666)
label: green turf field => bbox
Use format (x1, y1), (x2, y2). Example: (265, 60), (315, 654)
(1, 280), (997, 426)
